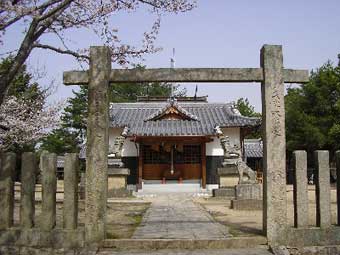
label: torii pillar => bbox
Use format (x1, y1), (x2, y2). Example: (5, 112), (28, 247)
(85, 46), (110, 242)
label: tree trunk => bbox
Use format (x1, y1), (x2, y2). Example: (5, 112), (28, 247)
(0, 17), (42, 105)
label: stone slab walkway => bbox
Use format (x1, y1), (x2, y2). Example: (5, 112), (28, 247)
(132, 193), (231, 239)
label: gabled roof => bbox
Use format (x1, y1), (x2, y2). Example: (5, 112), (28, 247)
(144, 98), (198, 121)
(110, 101), (260, 137)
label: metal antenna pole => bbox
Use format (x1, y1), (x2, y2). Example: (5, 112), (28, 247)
(170, 48), (175, 98)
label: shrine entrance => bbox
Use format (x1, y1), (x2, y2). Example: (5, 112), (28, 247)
(142, 143), (202, 181)
(136, 137), (208, 188)
(63, 45), (309, 246)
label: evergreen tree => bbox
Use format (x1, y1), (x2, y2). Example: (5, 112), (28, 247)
(40, 66), (186, 154)
(39, 129), (80, 155)
(235, 97), (261, 139)
(0, 57), (45, 105)
(285, 58), (340, 154)
(235, 98), (261, 118)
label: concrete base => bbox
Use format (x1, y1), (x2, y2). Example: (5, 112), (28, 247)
(231, 199), (263, 210)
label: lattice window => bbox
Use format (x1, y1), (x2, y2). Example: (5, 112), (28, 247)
(143, 145), (170, 164)
(174, 145), (201, 164)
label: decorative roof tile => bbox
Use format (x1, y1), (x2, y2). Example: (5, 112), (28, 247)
(144, 98), (199, 121)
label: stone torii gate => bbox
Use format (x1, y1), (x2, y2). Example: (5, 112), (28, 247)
(63, 45), (309, 246)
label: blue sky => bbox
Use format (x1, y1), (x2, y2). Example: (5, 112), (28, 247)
(2, 0), (340, 111)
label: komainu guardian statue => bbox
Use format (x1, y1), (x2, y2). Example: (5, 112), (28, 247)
(220, 135), (256, 184)
(108, 136), (125, 167)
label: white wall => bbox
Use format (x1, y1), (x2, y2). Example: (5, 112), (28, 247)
(205, 127), (240, 156)
(109, 128), (139, 157)
(109, 127), (240, 157)
(205, 136), (224, 156)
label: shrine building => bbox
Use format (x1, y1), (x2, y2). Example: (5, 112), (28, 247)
(107, 96), (260, 190)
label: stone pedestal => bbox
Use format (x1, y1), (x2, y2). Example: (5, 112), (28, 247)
(107, 168), (131, 197)
(231, 184), (262, 210)
(235, 184), (262, 200)
(217, 166), (239, 187)
(213, 166), (238, 198)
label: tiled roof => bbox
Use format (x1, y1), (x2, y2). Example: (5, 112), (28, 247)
(244, 139), (263, 158)
(110, 101), (260, 137)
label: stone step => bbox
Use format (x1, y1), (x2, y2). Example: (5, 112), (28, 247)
(98, 247), (272, 255)
(138, 183), (204, 193)
(101, 236), (267, 250)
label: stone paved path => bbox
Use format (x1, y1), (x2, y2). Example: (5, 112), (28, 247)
(132, 193), (231, 239)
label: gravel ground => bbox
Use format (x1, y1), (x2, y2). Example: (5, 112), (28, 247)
(195, 185), (338, 236)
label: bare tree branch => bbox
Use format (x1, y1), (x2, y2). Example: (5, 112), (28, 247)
(34, 43), (89, 60)
(0, 0), (196, 105)
(0, 0), (64, 31)
(37, 0), (74, 22)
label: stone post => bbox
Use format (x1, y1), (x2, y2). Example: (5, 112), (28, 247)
(20, 152), (36, 228)
(85, 46), (111, 243)
(315, 150), (331, 228)
(63, 153), (79, 229)
(293, 150), (308, 228)
(40, 152), (57, 231)
(336, 150), (340, 226)
(79, 172), (86, 200)
(0, 152), (16, 230)
(260, 45), (287, 245)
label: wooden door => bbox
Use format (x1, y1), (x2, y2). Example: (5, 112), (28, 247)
(142, 144), (202, 180)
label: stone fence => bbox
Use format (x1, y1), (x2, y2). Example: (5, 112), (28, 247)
(0, 152), (85, 249)
(285, 150), (340, 247)
(1, 150), (340, 250)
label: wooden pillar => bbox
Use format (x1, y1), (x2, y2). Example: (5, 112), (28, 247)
(201, 142), (206, 189)
(261, 45), (287, 245)
(85, 46), (111, 243)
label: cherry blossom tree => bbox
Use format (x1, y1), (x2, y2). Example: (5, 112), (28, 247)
(0, 0), (196, 105)
(0, 95), (63, 151)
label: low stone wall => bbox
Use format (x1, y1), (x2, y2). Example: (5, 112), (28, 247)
(287, 245), (340, 255)
(0, 229), (85, 249)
